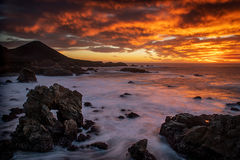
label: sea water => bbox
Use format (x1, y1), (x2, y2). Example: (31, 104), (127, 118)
(0, 63), (240, 160)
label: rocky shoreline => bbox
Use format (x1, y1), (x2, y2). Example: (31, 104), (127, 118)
(1, 83), (240, 160)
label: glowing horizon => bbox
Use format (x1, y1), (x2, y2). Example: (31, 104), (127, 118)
(1, 0), (240, 63)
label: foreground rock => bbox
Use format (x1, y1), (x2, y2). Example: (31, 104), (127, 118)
(0, 140), (16, 160)
(90, 142), (108, 150)
(160, 113), (240, 160)
(2, 107), (23, 122)
(17, 68), (37, 82)
(128, 139), (156, 160)
(120, 68), (149, 73)
(126, 112), (140, 119)
(11, 83), (83, 152)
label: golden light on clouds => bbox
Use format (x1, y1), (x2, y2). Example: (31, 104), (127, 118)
(1, 0), (240, 63)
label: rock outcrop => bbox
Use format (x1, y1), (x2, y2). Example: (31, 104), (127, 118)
(17, 68), (37, 82)
(11, 83), (83, 152)
(128, 139), (156, 160)
(120, 68), (149, 73)
(160, 113), (240, 160)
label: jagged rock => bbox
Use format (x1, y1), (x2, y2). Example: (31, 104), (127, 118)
(12, 117), (54, 152)
(23, 83), (83, 126)
(87, 125), (100, 135)
(64, 119), (78, 140)
(83, 120), (95, 130)
(126, 112), (140, 119)
(160, 113), (240, 160)
(11, 83), (84, 152)
(90, 142), (108, 150)
(77, 134), (91, 142)
(120, 68), (149, 73)
(17, 68), (37, 82)
(128, 139), (156, 160)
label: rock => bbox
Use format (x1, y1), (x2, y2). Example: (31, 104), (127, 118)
(11, 83), (84, 152)
(1, 107), (23, 122)
(0, 140), (15, 160)
(126, 112), (140, 119)
(2, 113), (17, 122)
(193, 74), (203, 77)
(12, 117), (54, 152)
(193, 96), (202, 100)
(5, 80), (12, 83)
(120, 68), (149, 73)
(120, 109), (126, 112)
(64, 119), (78, 140)
(77, 134), (91, 142)
(9, 98), (18, 101)
(90, 142), (108, 150)
(10, 107), (23, 114)
(17, 68), (37, 82)
(206, 97), (213, 100)
(128, 81), (135, 84)
(118, 115), (125, 119)
(159, 113), (240, 160)
(24, 83), (83, 126)
(230, 107), (240, 111)
(93, 109), (100, 112)
(87, 125), (100, 135)
(120, 93), (132, 98)
(128, 139), (156, 160)
(83, 120), (95, 130)
(84, 102), (92, 107)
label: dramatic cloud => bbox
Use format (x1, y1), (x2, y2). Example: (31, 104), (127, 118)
(0, 0), (240, 62)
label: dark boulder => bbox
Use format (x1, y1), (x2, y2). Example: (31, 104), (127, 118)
(160, 113), (240, 160)
(83, 120), (95, 130)
(128, 139), (156, 160)
(5, 80), (12, 83)
(87, 125), (100, 135)
(77, 134), (91, 142)
(193, 96), (202, 100)
(90, 142), (108, 150)
(120, 68), (149, 73)
(64, 119), (78, 141)
(17, 68), (37, 82)
(128, 81), (135, 84)
(126, 112), (140, 119)
(12, 117), (54, 152)
(84, 102), (92, 107)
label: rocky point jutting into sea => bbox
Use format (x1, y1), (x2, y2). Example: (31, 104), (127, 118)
(0, 42), (240, 160)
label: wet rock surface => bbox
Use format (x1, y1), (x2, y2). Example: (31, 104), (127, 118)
(17, 68), (37, 82)
(11, 83), (83, 152)
(160, 113), (240, 160)
(1, 107), (23, 122)
(128, 139), (156, 160)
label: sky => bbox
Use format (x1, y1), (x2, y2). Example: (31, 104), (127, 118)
(0, 0), (240, 63)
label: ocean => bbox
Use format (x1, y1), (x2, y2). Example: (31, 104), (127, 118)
(0, 63), (240, 160)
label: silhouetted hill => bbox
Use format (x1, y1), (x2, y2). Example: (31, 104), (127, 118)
(0, 41), (127, 75)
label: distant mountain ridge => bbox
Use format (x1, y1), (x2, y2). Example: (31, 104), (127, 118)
(0, 41), (127, 75)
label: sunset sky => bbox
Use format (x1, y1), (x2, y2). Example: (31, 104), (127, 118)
(1, 0), (240, 63)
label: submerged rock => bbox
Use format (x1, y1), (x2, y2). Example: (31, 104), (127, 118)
(5, 80), (12, 83)
(128, 139), (156, 160)
(193, 73), (203, 77)
(128, 81), (135, 84)
(90, 142), (108, 150)
(120, 93), (132, 98)
(84, 102), (92, 107)
(77, 134), (91, 142)
(118, 115), (125, 119)
(17, 68), (37, 82)
(120, 68), (149, 73)
(193, 96), (202, 100)
(83, 120), (95, 130)
(126, 112), (140, 119)
(160, 113), (240, 160)
(1, 107), (23, 122)
(226, 102), (240, 112)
